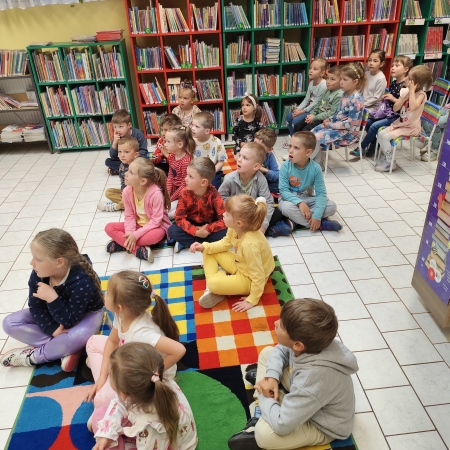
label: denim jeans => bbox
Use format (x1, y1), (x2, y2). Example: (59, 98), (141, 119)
(286, 111), (308, 135)
(360, 116), (397, 151)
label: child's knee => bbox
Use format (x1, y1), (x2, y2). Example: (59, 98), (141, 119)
(255, 418), (276, 448)
(91, 405), (109, 433)
(258, 346), (274, 365)
(2, 313), (14, 335)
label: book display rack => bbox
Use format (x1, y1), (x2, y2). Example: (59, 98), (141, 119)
(26, 40), (136, 152)
(124, 0), (226, 138)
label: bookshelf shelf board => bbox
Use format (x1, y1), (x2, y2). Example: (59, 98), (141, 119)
(46, 115), (74, 120)
(96, 78), (126, 82)
(257, 95), (280, 100)
(282, 25), (311, 29)
(161, 68), (193, 73)
(281, 93), (307, 97)
(74, 114), (104, 118)
(37, 81), (66, 86)
(369, 19), (398, 24)
(196, 100), (224, 105)
(281, 61), (309, 66)
(0, 75), (32, 80)
(312, 22), (342, 27)
(136, 69), (165, 74)
(130, 33), (159, 37)
(225, 64), (253, 69)
(194, 66), (221, 71)
(141, 103), (165, 108)
(0, 108), (40, 114)
(254, 63), (282, 68)
(67, 79), (96, 84)
(191, 30), (221, 35)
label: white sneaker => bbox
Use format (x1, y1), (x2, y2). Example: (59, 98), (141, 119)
(375, 161), (397, 172)
(1, 347), (35, 367)
(97, 201), (118, 212)
(174, 242), (186, 253)
(199, 288), (227, 308)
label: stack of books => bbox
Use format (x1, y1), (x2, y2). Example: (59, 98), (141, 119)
(283, 42), (306, 61)
(226, 36), (251, 65)
(202, 108), (224, 130)
(254, 0), (281, 27)
(40, 86), (73, 117)
(255, 38), (281, 64)
(64, 48), (93, 80)
(425, 27), (444, 53)
(367, 30), (395, 55)
(397, 34), (419, 54)
(314, 0), (340, 24)
(96, 30), (124, 41)
(282, 71), (305, 94)
(32, 50), (65, 82)
(0, 95), (20, 110)
(256, 73), (279, 96)
(281, 103), (297, 126)
(313, 37), (338, 59)
(341, 35), (365, 58)
(0, 50), (28, 76)
(160, 7), (189, 32)
(143, 110), (163, 135)
(22, 124), (46, 142)
(227, 72), (253, 98)
(71, 35), (96, 43)
(79, 118), (109, 146)
(71, 85), (101, 115)
(223, 3), (251, 29)
(1, 124), (24, 142)
(343, 0), (366, 23)
(99, 84), (130, 113)
(403, 0), (422, 18)
(261, 102), (277, 126)
(284, 2), (308, 25)
(139, 80), (166, 104)
(135, 46), (163, 70)
(50, 119), (80, 148)
(194, 41), (219, 67)
(432, 0), (450, 17)
(92, 46), (124, 80)
(128, 5), (158, 33)
(371, 0), (397, 20)
(196, 79), (222, 101)
(190, 3), (218, 30)
(425, 61), (444, 80)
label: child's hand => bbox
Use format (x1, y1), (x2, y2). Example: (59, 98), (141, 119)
(322, 119), (330, 129)
(407, 79), (417, 92)
(86, 376), (108, 402)
(93, 438), (114, 450)
(232, 297), (254, 312)
(256, 377), (279, 401)
(309, 217), (321, 231)
(299, 202), (311, 219)
(123, 233), (137, 252)
(112, 132), (121, 147)
(305, 114), (314, 124)
(190, 242), (205, 253)
(292, 109), (303, 118)
(195, 225), (210, 238)
(33, 282), (58, 303)
(383, 93), (396, 102)
(52, 324), (67, 337)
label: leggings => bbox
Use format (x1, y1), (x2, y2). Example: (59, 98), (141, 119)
(377, 128), (395, 164)
(2, 308), (103, 364)
(105, 222), (166, 255)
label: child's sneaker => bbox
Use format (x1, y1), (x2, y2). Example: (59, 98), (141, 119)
(97, 201), (118, 212)
(107, 168), (119, 176)
(421, 150), (438, 162)
(267, 220), (292, 237)
(1, 347), (35, 367)
(61, 349), (83, 372)
(320, 219), (342, 231)
(199, 288), (227, 308)
(106, 240), (126, 253)
(174, 242), (186, 253)
(228, 417), (260, 450)
(136, 246), (154, 263)
(375, 161), (397, 172)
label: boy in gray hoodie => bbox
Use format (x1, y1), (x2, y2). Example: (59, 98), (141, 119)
(228, 298), (358, 450)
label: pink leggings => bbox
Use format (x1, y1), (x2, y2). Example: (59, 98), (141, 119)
(104, 222), (166, 255)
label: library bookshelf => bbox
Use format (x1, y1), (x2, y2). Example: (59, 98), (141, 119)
(311, 0), (402, 79)
(26, 40), (137, 152)
(124, 0), (226, 138)
(395, 0), (450, 80)
(221, 0), (312, 133)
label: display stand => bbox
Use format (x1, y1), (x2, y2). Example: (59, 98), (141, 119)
(412, 118), (450, 327)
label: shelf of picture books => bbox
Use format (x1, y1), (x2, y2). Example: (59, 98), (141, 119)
(26, 40), (137, 151)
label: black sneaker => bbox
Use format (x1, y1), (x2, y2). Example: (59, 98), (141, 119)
(106, 240), (126, 253)
(245, 369), (257, 386)
(228, 417), (261, 450)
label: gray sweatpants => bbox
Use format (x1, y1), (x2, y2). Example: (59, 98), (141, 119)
(279, 196), (337, 228)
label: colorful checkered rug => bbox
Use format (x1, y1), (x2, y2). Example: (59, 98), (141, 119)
(7, 258), (358, 450)
(223, 144), (237, 174)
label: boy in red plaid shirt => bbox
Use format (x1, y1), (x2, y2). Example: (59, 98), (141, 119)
(168, 157), (227, 253)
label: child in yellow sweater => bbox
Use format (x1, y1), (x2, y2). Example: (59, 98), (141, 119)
(190, 195), (275, 312)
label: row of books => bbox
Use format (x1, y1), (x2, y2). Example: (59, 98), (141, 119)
(341, 35), (365, 58)
(128, 6), (158, 34)
(71, 85), (101, 115)
(257, 73), (279, 96)
(424, 61), (444, 80)
(367, 30), (395, 56)
(50, 119), (80, 148)
(313, 37), (338, 59)
(64, 48), (93, 81)
(139, 80), (167, 104)
(168, 80), (180, 103)
(226, 36), (251, 65)
(432, 0), (450, 17)
(343, 0), (366, 23)
(397, 34), (419, 54)
(282, 71), (306, 94)
(403, 0), (422, 18)
(372, 0), (397, 21)
(314, 0), (340, 24)
(261, 102), (277, 127)
(32, 50), (64, 82)
(283, 42), (307, 61)
(203, 108), (224, 130)
(254, 0), (281, 27)
(284, 2), (308, 26)
(194, 41), (220, 68)
(223, 3), (251, 29)
(40, 86), (73, 117)
(164, 45), (190, 69)
(0, 50), (28, 77)
(227, 72), (253, 99)
(99, 84), (130, 113)
(144, 110), (163, 135)
(135, 46), (163, 70)
(92, 46), (124, 80)
(425, 27), (444, 53)
(160, 6), (189, 33)
(196, 79), (222, 101)
(255, 38), (281, 64)
(0, 95), (37, 110)
(1, 124), (45, 143)
(79, 118), (109, 146)
(281, 103), (297, 126)
(191, 3), (219, 30)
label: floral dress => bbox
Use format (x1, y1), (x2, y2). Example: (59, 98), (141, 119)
(232, 116), (263, 154)
(172, 105), (202, 127)
(312, 91), (365, 148)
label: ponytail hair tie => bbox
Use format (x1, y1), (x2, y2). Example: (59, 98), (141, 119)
(255, 197), (267, 205)
(138, 275), (150, 289)
(150, 291), (156, 299)
(151, 372), (160, 383)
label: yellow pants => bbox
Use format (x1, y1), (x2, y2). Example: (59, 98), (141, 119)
(105, 188), (124, 210)
(253, 347), (330, 450)
(203, 251), (252, 296)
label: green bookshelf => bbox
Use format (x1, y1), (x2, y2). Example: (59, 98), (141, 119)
(222, 0), (312, 132)
(26, 40), (137, 152)
(395, 0), (450, 80)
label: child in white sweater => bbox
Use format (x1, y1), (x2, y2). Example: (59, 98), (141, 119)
(363, 49), (387, 112)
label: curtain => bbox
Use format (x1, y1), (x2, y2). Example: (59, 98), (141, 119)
(0, 0), (103, 10)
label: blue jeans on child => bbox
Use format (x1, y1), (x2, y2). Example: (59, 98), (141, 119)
(286, 112), (308, 136)
(168, 223), (228, 247)
(360, 117), (398, 152)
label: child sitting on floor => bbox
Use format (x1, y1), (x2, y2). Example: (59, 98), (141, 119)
(228, 298), (358, 450)
(105, 159), (171, 262)
(172, 80), (202, 127)
(192, 111), (227, 189)
(105, 109), (147, 175)
(168, 157), (227, 253)
(279, 132), (341, 231)
(190, 195), (274, 312)
(254, 128), (280, 196)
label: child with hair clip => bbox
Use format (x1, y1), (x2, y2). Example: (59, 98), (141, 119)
(172, 80), (202, 127)
(86, 270), (186, 419)
(311, 63), (366, 164)
(1, 229), (104, 372)
(191, 195), (275, 312)
(351, 54), (412, 157)
(165, 124), (196, 219)
(92, 342), (197, 450)
(105, 159), (172, 263)
(376, 65), (433, 172)
(232, 93), (263, 156)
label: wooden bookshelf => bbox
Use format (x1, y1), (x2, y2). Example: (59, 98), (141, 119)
(222, 0), (312, 132)
(124, 0), (226, 138)
(26, 40), (137, 152)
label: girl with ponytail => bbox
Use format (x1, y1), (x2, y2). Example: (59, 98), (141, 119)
(1, 228), (104, 372)
(85, 270), (185, 416)
(92, 342), (197, 450)
(191, 194), (275, 312)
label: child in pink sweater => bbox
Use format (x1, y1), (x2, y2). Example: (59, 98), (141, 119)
(105, 159), (171, 262)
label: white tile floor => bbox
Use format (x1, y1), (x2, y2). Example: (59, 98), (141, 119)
(0, 137), (449, 449)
